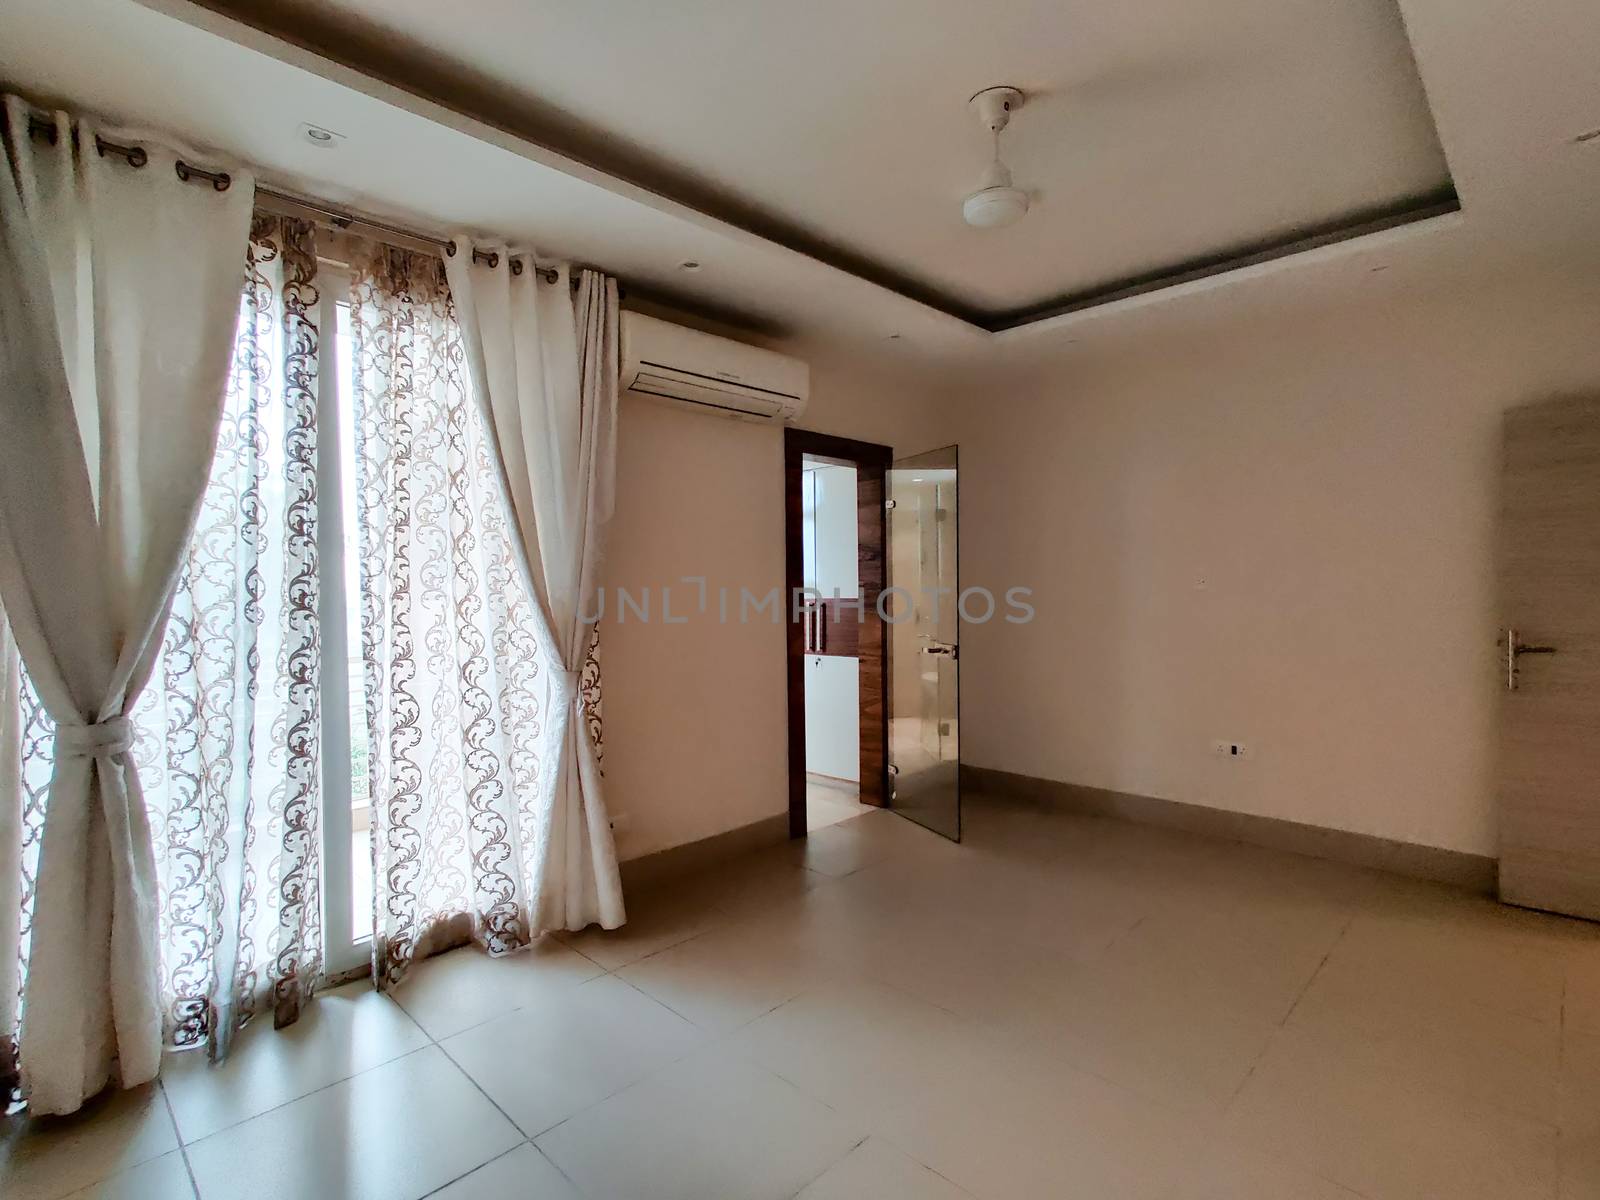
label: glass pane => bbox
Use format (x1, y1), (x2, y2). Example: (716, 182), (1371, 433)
(335, 301), (372, 945)
(888, 446), (959, 840)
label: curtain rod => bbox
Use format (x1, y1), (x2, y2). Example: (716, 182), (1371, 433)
(26, 114), (233, 191)
(23, 112), (587, 289)
(255, 186), (565, 285)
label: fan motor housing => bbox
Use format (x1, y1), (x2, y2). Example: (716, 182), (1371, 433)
(968, 86), (1024, 133)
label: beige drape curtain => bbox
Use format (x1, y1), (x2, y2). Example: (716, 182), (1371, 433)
(0, 97), (253, 1113)
(0, 597), (22, 1099)
(445, 246), (625, 935)
(347, 243), (559, 988)
(5, 217), (329, 1081)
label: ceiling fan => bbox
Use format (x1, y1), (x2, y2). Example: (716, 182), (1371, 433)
(962, 85), (1029, 229)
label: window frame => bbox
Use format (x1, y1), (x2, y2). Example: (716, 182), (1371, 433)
(316, 270), (368, 978)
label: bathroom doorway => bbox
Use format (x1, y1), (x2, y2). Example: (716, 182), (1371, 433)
(783, 430), (891, 837)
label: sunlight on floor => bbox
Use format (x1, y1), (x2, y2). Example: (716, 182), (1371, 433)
(805, 778), (875, 832)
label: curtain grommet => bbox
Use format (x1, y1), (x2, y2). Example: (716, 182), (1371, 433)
(94, 137), (147, 168)
(174, 160), (230, 190)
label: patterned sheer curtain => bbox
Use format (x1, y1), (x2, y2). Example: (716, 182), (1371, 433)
(151, 213), (324, 1051)
(346, 243), (555, 989)
(2, 215), (323, 1090)
(580, 626), (603, 768)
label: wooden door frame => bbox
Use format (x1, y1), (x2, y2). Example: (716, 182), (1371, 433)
(785, 428), (892, 839)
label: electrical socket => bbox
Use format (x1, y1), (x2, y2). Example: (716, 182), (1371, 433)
(1212, 740), (1251, 759)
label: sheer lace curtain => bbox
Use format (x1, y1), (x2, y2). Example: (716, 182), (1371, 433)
(146, 214), (325, 1052)
(346, 243), (557, 988)
(2, 208), (326, 1107)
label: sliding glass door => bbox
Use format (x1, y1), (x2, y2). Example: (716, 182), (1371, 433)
(317, 280), (373, 977)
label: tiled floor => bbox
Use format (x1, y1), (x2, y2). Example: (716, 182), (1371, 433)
(805, 777), (875, 832)
(5, 793), (1600, 1199)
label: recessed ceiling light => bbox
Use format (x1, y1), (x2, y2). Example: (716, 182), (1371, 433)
(1574, 127), (1600, 145)
(678, 260), (702, 272)
(300, 122), (344, 149)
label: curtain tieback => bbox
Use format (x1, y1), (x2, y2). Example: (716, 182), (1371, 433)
(56, 715), (135, 758)
(558, 668), (583, 706)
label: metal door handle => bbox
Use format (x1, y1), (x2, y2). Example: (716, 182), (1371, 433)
(1505, 628), (1557, 691)
(922, 642), (958, 659)
(801, 601), (829, 655)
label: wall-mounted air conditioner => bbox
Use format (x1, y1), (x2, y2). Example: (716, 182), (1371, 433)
(620, 312), (809, 424)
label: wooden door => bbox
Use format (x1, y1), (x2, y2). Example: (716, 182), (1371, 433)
(1497, 395), (1600, 919)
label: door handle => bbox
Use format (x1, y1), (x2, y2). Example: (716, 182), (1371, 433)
(922, 642), (958, 659)
(1504, 628), (1557, 691)
(802, 602), (830, 655)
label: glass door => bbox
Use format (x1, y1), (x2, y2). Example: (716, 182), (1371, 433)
(318, 279), (373, 977)
(888, 446), (959, 840)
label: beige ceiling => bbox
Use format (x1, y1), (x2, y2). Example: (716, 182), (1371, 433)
(1, 0), (1597, 376)
(194, 0), (1454, 326)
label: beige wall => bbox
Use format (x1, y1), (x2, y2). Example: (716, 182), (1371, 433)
(954, 276), (1600, 857)
(602, 273), (1600, 863)
(602, 335), (950, 860)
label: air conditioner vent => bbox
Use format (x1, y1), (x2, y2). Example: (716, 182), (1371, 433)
(621, 313), (809, 425)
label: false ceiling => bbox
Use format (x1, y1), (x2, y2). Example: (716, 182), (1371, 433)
(192, 0), (1455, 329)
(2, 0), (1597, 367)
